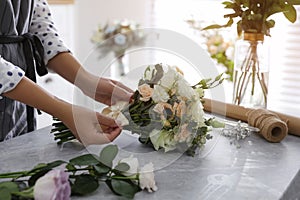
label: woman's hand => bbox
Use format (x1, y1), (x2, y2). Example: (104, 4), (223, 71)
(57, 101), (122, 146)
(4, 76), (122, 145)
(94, 77), (133, 105)
(47, 53), (133, 106)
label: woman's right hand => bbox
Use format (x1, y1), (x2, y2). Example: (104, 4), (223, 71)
(56, 101), (122, 146)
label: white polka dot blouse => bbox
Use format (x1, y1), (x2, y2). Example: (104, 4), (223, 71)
(0, 0), (69, 95)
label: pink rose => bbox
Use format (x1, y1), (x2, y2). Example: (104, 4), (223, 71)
(138, 84), (153, 102)
(34, 166), (71, 200)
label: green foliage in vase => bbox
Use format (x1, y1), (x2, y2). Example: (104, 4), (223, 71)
(203, 0), (300, 36)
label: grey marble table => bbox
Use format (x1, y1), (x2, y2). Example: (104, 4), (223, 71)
(1, 126), (300, 200)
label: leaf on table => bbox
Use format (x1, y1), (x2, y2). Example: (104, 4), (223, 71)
(109, 179), (141, 199)
(99, 145), (118, 168)
(69, 154), (100, 166)
(71, 174), (99, 195)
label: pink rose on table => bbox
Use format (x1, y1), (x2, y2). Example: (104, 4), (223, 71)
(34, 166), (71, 200)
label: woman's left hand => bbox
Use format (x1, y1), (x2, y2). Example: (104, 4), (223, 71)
(94, 77), (134, 105)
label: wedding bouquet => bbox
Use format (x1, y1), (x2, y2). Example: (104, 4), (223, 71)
(0, 145), (157, 199)
(102, 64), (224, 156)
(51, 64), (224, 156)
(90, 19), (145, 57)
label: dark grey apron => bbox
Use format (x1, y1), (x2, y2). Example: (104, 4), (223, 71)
(0, 0), (48, 141)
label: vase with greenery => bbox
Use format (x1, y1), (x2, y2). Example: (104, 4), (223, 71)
(204, 0), (299, 108)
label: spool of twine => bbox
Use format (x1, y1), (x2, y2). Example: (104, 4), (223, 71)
(247, 109), (288, 143)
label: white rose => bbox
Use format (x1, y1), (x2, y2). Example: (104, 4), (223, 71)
(34, 165), (71, 200)
(139, 163), (158, 192)
(152, 103), (165, 115)
(119, 155), (139, 176)
(152, 85), (169, 103)
(177, 78), (195, 99)
(150, 129), (176, 152)
(187, 100), (205, 125)
(160, 66), (177, 90)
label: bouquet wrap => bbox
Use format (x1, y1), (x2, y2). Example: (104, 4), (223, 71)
(203, 98), (300, 142)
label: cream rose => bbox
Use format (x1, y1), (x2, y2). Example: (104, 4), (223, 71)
(138, 84), (153, 102)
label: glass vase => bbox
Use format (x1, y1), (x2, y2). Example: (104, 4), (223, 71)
(232, 33), (270, 108)
(111, 55), (129, 79)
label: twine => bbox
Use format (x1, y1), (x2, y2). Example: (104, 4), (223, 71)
(247, 109), (288, 142)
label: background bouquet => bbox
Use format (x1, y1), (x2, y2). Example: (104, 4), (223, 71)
(91, 19), (145, 57)
(102, 64), (224, 156)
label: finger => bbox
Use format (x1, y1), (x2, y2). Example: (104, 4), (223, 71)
(103, 127), (122, 141)
(96, 113), (119, 128)
(83, 127), (122, 145)
(111, 79), (134, 93)
(101, 77), (133, 96)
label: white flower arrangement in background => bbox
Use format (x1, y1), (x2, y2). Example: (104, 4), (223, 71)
(91, 19), (145, 57)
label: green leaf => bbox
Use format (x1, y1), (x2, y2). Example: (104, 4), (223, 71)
(0, 187), (11, 200)
(283, 4), (297, 23)
(29, 160), (66, 174)
(266, 19), (275, 28)
(286, 0), (300, 5)
(69, 154), (100, 166)
(28, 169), (50, 187)
(99, 145), (118, 168)
(71, 174), (99, 195)
(66, 163), (76, 171)
(109, 179), (141, 199)
(214, 73), (223, 81)
(0, 182), (19, 195)
(114, 163), (130, 173)
(202, 24), (224, 30)
(149, 64), (164, 85)
(94, 164), (111, 174)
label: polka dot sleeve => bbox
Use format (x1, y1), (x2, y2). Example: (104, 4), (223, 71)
(0, 56), (24, 95)
(29, 0), (70, 65)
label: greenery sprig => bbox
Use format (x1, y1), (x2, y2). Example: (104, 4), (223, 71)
(203, 0), (300, 36)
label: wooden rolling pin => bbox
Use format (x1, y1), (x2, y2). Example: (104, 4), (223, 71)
(203, 98), (300, 141)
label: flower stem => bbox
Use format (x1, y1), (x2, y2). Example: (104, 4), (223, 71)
(0, 171), (29, 179)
